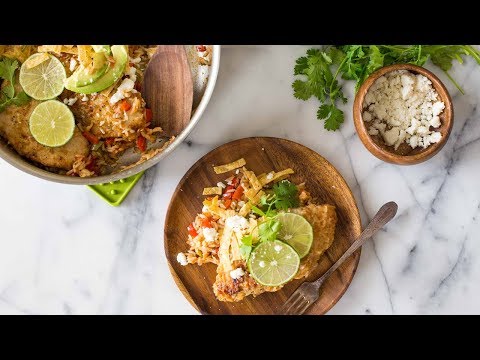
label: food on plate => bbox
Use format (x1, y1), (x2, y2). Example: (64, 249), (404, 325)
(363, 70), (444, 150)
(0, 45), (211, 177)
(176, 158), (337, 302)
(292, 45), (480, 131)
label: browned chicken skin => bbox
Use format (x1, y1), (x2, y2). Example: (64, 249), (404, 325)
(0, 99), (89, 170)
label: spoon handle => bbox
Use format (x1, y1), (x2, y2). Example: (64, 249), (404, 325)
(316, 201), (398, 285)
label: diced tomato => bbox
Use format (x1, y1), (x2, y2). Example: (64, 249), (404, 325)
(105, 137), (115, 146)
(201, 217), (213, 228)
(187, 223), (198, 237)
(145, 108), (153, 124)
(120, 100), (131, 112)
(137, 135), (147, 152)
(230, 177), (240, 187)
(196, 45), (207, 52)
(232, 185), (244, 200)
(223, 186), (235, 199)
(83, 131), (99, 144)
(224, 198), (232, 209)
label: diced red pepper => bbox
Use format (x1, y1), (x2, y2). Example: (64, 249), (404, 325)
(187, 223), (198, 237)
(196, 45), (207, 52)
(230, 177), (240, 187)
(201, 217), (213, 228)
(120, 100), (131, 112)
(137, 135), (147, 152)
(223, 186), (235, 199)
(224, 198), (232, 209)
(145, 108), (153, 124)
(105, 137), (115, 146)
(83, 131), (99, 144)
(232, 185), (244, 200)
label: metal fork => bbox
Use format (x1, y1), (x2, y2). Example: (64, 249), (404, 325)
(280, 201), (398, 315)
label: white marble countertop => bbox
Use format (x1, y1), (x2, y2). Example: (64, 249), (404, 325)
(1, 45), (479, 315)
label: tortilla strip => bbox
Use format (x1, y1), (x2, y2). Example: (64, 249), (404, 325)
(239, 190), (265, 217)
(203, 187), (222, 196)
(259, 168), (295, 186)
(213, 158), (246, 174)
(242, 167), (262, 191)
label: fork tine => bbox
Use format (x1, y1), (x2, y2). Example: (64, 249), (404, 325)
(280, 292), (302, 314)
(285, 296), (304, 315)
(294, 299), (312, 316)
(283, 293), (305, 315)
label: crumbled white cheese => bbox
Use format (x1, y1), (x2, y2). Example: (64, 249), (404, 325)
(81, 95), (89, 102)
(202, 227), (218, 242)
(202, 205), (210, 213)
(109, 78), (135, 105)
(176, 252), (188, 266)
(235, 169), (240, 175)
(63, 97), (77, 106)
(363, 70), (444, 150)
(129, 57), (141, 64)
(69, 58), (77, 72)
(225, 215), (249, 231)
(216, 182), (226, 189)
(230, 267), (245, 279)
(266, 172), (274, 181)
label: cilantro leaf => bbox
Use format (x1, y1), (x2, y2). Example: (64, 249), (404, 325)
(292, 79), (312, 101)
(240, 235), (253, 260)
(0, 57), (31, 113)
(294, 56), (309, 75)
(0, 58), (19, 99)
(317, 104), (344, 131)
(272, 180), (299, 210)
(258, 219), (281, 242)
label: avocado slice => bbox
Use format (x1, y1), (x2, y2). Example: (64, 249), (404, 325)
(71, 53), (109, 87)
(65, 45), (128, 94)
(92, 45), (111, 54)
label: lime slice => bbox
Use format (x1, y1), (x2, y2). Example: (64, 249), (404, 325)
(276, 213), (313, 258)
(20, 53), (66, 100)
(248, 240), (300, 286)
(29, 100), (75, 147)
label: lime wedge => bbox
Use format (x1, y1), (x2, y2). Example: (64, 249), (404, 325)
(29, 100), (75, 147)
(20, 53), (66, 100)
(276, 213), (313, 258)
(248, 240), (300, 286)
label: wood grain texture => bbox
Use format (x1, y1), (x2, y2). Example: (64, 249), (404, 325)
(143, 45), (193, 136)
(164, 137), (362, 315)
(353, 64), (454, 165)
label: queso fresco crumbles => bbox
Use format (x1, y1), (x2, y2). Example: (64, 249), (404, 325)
(362, 70), (445, 150)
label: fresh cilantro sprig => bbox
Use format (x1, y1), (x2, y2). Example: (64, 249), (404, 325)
(293, 48), (346, 131)
(293, 45), (480, 131)
(0, 57), (31, 113)
(240, 180), (299, 260)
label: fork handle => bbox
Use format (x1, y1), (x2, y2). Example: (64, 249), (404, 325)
(315, 201), (398, 286)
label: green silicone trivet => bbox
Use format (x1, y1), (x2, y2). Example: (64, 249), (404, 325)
(87, 171), (145, 206)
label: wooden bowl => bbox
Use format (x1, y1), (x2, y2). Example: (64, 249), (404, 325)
(164, 137), (362, 315)
(353, 64), (453, 165)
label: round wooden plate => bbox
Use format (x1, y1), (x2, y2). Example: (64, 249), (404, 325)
(164, 137), (362, 315)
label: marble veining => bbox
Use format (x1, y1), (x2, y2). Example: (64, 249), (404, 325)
(0, 45), (479, 314)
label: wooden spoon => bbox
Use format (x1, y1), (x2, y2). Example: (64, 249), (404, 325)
(143, 45), (194, 136)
